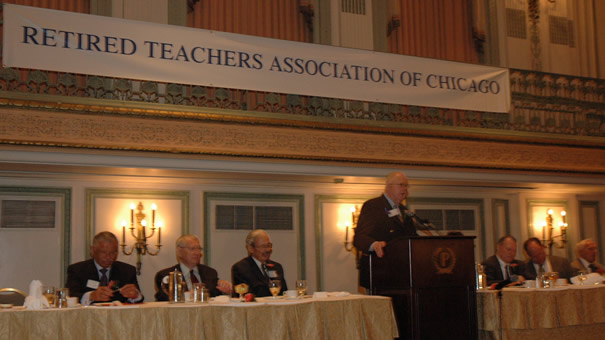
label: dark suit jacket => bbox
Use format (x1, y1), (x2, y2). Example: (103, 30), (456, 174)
(521, 255), (578, 280)
(570, 258), (605, 273)
(154, 263), (223, 301)
(65, 259), (142, 303)
(481, 255), (524, 286)
(231, 256), (287, 297)
(353, 195), (417, 288)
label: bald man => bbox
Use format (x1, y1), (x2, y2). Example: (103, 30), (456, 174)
(353, 172), (418, 290)
(571, 239), (605, 274)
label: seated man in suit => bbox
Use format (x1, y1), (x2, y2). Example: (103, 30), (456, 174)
(353, 171), (418, 292)
(481, 235), (525, 286)
(521, 237), (578, 281)
(571, 239), (605, 274)
(66, 231), (143, 305)
(232, 229), (287, 297)
(154, 235), (232, 300)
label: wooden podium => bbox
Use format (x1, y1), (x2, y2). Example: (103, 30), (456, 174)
(370, 236), (477, 340)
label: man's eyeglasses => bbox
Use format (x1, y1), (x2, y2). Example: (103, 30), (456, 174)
(179, 246), (203, 252)
(389, 183), (410, 188)
(254, 243), (273, 249)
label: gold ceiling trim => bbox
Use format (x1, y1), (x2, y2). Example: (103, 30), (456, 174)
(0, 91), (603, 149)
(1, 107), (604, 175)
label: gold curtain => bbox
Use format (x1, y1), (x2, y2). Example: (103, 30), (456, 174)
(1, 0), (88, 13)
(187, 0), (312, 43)
(387, 0), (479, 64)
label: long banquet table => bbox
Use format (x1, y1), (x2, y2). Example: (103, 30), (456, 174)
(0, 294), (398, 340)
(477, 284), (605, 340)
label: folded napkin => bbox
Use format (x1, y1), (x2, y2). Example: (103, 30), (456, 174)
(328, 291), (350, 297)
(312, 292), (328, 298)
(570, 273), (605, 285)
(23, 280), (50, 310)
(213, 295), (230, 303)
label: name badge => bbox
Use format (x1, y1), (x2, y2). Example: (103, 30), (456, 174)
(267, 270), (278, 278)
(387, 208), (401, 218)
(87, 280), (100, 289)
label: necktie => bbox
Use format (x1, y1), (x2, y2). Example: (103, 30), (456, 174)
(397, 207), (404, 223)
(190, 269), (199, 284)
(504, 265), (510, 280)
(100, 268), (108, 286)
(262, 263), (270, 280)
(538, 264), (545, 276)
(589, 264), (598, 273)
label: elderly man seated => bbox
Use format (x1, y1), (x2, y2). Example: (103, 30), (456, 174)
(520, 237), (577, 281)
(571, 239), (605, 275)
(481, 235), (525, 286)
(231, 229), (288, 297)
(66, 231), (143, 305)
(154, 235), (232, 300)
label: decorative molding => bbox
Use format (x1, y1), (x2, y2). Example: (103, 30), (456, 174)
(1, 107), (604, 175)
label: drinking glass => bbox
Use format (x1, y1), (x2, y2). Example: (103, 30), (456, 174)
(295, 280), (307, 297)
(578, 270), (587, 285)
(269, 279), (281, 298)
(42, 286), (55, 307)
(234, 283), (249, 302)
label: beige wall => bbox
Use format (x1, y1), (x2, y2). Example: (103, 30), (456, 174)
(1, 149), (604, 297)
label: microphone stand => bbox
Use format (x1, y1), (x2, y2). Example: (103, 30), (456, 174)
(403, 208), (441, 236)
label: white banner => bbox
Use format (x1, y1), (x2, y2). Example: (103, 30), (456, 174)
(3, 4), (510, 113)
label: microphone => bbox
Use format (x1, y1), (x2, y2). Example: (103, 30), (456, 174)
(402, 206), (440, 234)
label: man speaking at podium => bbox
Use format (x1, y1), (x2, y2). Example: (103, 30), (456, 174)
(353, 171), (418, 292)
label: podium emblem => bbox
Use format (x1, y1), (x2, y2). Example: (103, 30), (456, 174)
(432, 247), (456, 274)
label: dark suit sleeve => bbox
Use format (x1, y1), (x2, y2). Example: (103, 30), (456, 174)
(555, 257), (578, 279)
(353, 199), (381, 253)
(154, 269), (169, 301)
(199, 265), (221, 297)
(232, 259), (272, 297)
(481, 256), (502, 286)
(65, 262), (87, 300)
(112, 262), (144, 303)
(278, 264), (288, 293)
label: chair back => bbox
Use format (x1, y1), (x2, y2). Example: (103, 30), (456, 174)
(0, 288), (27, 306)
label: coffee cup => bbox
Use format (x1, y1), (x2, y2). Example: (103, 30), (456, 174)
(66, 297), (78, 307)
(283, 290), (297, 298)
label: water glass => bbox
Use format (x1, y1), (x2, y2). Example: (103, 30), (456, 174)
(295, 280), (307, 297)
(56, 288), (69, 308)
(42, 286), (55, 307)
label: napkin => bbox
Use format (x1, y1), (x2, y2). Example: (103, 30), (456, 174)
(328, 291), (350, 297)
(570, 273), (604, 285)
(312, 292), (328, 298)
(23, 280), (50, 310)
(213, 295), (230, 303)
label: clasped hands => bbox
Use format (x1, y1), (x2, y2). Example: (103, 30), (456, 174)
(90, 281), (139, 302)
(217, 279), (233, 294)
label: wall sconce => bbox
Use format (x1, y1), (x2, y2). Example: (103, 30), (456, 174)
(344, 205), (360, 252)
(121, 201), (163, 275)
(542, 208), (567, 255)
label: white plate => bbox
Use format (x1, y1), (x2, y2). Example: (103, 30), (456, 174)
(0, 304), (13, 309)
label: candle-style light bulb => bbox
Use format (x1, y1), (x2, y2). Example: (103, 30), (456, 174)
(345, 222), (350, 243)
(141, 219), (147, 239)
(547, 209), (553, 215)
(157, 221), (162, 245)
(151, 203), (157, 227)
(130, 203), (135, 226)
(121, 220), (127, 244)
